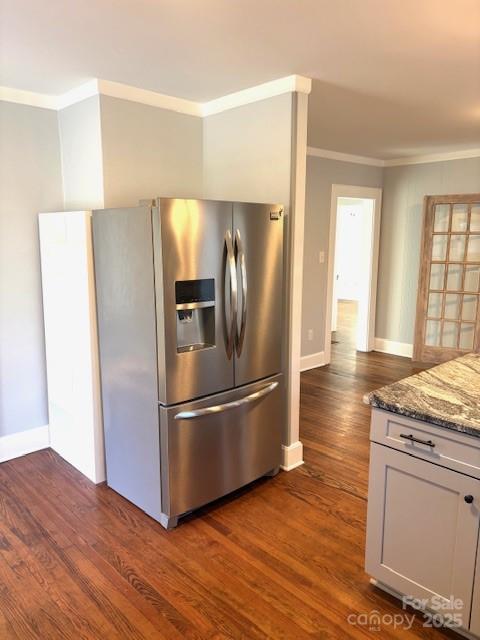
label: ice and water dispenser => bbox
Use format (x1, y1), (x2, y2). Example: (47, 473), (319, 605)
(175, 279), (215, 353)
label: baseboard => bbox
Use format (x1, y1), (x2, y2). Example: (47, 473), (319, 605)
(370, 579), (475, 639)
(281, 441), (304, 471)
(373, 338), (413, 358)
(300, 350), (326, 372)
(0, 427), (306, 474)
(0, 425), (50, 463)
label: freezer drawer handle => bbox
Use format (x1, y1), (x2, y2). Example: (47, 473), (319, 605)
(225, 230), (238, 359)
(174, 381), (278, 420)
(235, 229), (247, 357)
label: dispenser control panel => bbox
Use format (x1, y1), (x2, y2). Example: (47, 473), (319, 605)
(175, 279), (215, 353)
(175, 279), (215, 305)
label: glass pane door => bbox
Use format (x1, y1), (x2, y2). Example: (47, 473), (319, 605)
(414, 194), (480, 363)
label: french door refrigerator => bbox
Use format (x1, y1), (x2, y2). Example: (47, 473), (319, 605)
(93, 198), (284, 528)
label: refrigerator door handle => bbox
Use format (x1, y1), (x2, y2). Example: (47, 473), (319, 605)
(235, 229), (247, 357)
(174, 381), (278, 420)
(225, 230), (237, 359)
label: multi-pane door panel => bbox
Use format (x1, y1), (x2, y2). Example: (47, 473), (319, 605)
(414, 195), (480, 363)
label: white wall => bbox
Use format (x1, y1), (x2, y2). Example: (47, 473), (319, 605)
(39, 212), (104, 482)
(100, 95), (203, 207)
(0, 101), (64, 437)
(58, 96), (104, 210)
(334, 199), (366, 300)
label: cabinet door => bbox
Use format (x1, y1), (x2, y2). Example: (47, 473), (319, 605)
(366, 444), (479, 624)
(471, 539), (480, 636)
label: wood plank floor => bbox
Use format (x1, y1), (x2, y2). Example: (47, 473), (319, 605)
(0, 307), (455, 638)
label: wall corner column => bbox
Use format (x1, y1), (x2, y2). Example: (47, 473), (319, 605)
(282, 88), (309, 471)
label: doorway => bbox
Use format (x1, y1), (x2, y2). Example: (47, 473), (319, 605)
(325, 185), (382, 364)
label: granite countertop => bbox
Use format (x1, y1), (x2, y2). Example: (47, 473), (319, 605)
(364, 352), (480, 438)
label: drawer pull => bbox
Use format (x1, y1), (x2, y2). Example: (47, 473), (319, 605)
(174, 381), (278, 420)
(464, 495), (474, 504)
(399, 433), (436, 448)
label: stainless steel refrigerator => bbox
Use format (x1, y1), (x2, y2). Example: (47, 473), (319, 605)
(93, 198), (284, 528)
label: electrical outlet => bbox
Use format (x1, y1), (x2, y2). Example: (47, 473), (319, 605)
(307, 329), (314, 341)
(319, 251), (325, 264)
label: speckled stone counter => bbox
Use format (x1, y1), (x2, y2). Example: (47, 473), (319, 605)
(364, 352), (480, 438)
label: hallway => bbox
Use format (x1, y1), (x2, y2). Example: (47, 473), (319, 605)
(331, 299), (358, 357)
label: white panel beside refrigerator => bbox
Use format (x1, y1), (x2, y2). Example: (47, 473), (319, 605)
(39, 211), (105, 483)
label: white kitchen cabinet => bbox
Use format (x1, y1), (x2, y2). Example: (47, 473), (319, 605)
(366, 443), (479, 624)
(366, 408), (480, 636)
(370, 408), (480, 479)
(472, 545), (480, 636)
(39, 211), (105, 483)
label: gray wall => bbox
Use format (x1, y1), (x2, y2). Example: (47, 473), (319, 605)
(302, 155), (480, 357)
(100, 96), (203, 207)
(58, 96), (104, 209)
(376, 157), (480, 344)
(301, 156), (383, 356)
(203, 94), (293, 206)
(0, 101), (63, 436)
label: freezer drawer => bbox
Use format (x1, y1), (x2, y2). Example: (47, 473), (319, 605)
(159, 374), (283, 517)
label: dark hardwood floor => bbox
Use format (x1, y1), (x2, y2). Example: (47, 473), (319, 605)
(0, 303), (453, 639)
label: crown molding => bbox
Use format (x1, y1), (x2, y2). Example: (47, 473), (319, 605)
(307, 145), (480, 168)
(0, 74), (311, 117)
(383, 148), (480, 166)
(56, 79), (100, 109)
(0, 85), (58, 110)
(97, 79), (202, 116)
(307, 146), (384, 167)
(202, 75), (311, 116)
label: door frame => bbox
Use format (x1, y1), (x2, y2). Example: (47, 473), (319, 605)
(324, 184), (382, 364)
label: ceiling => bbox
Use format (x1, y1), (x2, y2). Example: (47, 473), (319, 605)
(1, 0), (479, 158)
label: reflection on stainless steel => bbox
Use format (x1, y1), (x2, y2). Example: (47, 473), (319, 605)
(175, 301), (215, 311)
(169, 199), (200, 274)
(225, 229), (237, 360)
(235, 229), (247, 357)
(233, 203), (283, 386)
(174, 381), (278, 419)
(92, 206), (163, 522)
(177, 343), (216, 353)
(154, 198), (234, 403)
(93, 199), (284, 529)
(161, 374), (282, 517)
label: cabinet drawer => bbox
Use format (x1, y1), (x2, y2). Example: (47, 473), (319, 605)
(370, 408), (480, 480)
